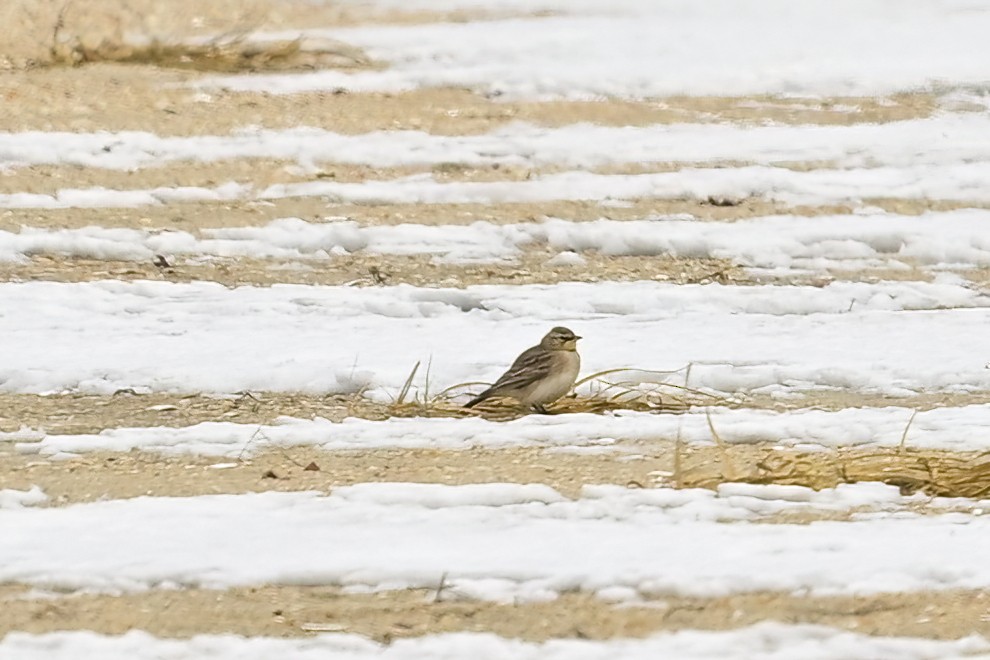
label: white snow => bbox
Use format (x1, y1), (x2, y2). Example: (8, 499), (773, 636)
(2, 624), (986, 660)
(255, 164), (990, 206)
(16, 404), (990, 456)
(207, 2), (990, 98)
(1, 483), (989, 598)
(7, 113), (990, 170)
(12, 163), (990, 208)
(0, 486), (47, 509)
(0, 279), (988, 396)
(0, 182), (248, 209)
(9, 1), (990, 652)
(9, 211), (990, 272)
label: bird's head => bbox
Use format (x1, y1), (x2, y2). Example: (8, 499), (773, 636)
(541, 326), (581, 351)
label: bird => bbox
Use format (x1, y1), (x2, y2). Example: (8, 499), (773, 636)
(465, 326), (581, 413)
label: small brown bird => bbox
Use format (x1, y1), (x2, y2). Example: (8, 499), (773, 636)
(465, 326), (581, 413)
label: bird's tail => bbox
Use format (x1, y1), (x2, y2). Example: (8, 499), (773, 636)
(464, 388), (494, 408)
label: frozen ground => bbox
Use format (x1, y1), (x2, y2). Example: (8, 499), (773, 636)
(13, 402), (990, 456)
(211, 1), (990, 98)
(5, 212), (990, 271)
(10, 162), (990, 208)
(4, 623), (987, 660)
(0, 279), (987, 396)
(6, 111), (990, 171)
(3, 0), (990, 652)
(4, 483), (990, 599)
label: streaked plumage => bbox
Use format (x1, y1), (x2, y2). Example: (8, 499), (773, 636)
(465, 327), (581, 412)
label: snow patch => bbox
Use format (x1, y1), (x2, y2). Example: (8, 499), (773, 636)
(0, 280), (988, 396)
(207, 2), (990, 98)
(6, 114), (990, 170)
(1, 624), (986, 660)
(2, 484), (990, 598)
(17, 404), (990, 456)
(0, 486), (47, 509)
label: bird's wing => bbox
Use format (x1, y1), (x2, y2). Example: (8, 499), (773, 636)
(488, 346), (555, 393)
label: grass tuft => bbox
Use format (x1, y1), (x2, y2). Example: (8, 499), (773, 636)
(677, 444), (990, 499)
(0, 0), (370, 71)
(380, 363), (737, 421)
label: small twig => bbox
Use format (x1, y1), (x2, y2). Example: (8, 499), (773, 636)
(51, 1), (73, 60)
(433, 572), (448, 603)
(432, 380), (491, 400)
(673, 423), (684, 489)
(368, 266), (388, 285)
(897, 409), (919, 454)
(706, 409), (737, 481)
(572, 366), (686, 389)
(396, 361), (420, 405)
(687, 268), (729, 284)
(237, 427), (267, 461)
(422, 355), (433, 408)
(239, 426), (308, 468)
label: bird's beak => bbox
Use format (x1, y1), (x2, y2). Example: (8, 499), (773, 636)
(574, 336), (582, 340)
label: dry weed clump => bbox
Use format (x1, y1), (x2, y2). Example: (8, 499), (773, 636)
(378, 364), (736, 421)
(0, 0), (369, 71)
(677, 444), (990, 499)
(86, 37), (371, 73)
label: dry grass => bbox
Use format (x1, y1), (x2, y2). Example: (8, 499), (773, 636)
(381, 366), (736, 421)
(374, 367), (990, 498)
(72, 36), (371, 73)
(0, 0), (369, 70)
(678, 444), (990, 499)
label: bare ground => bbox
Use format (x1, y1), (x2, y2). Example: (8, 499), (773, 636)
(0, 250), (972, 289)
(5, 402), (990, 503)
(6, 441), (990, 503)
(0, 157), (929, 195)
(0, 63), (939, 135)
(3, 390), (990, 436)
(3, 585), (989, 642)
(0, 197), (864, 233)
(0, 3), (986, 647)
(0, 253), (751, 288)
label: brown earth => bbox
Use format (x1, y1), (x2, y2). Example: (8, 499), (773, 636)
(1, 1), (986, 648)
(5, 424), (990, 503)
(3, 390), (989, 437)
(3, 585), (989, 642)
(0, 62), (939, 135)
(1, 158), (915, 196)
(0, 0), (528, 70)
(0, 253), (749, 288)
(0, 197), (863, 233)
(0, 249), (963, 289)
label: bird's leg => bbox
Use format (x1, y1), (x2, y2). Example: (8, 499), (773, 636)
(531, 403), (550, 414)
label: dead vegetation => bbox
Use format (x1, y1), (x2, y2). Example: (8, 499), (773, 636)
(677, 443), (990, 499)
(0, 0), (370, 71)
(380, 364), (735, 421)
(60, 36), (372, 73)
(4, 582), (990, 642)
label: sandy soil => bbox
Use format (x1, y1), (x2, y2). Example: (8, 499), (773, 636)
(3, 585), (989, 642)
(1, 158), (913, 195)
(0, 197), (864, 233)
(2, 390), (990, 437)
(6, 440), (990, 503)
(1, 0), (986, 647)
(0, 251), (961, 289)
(0, 63), (938, 135)
(0, 252), (751, 288)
